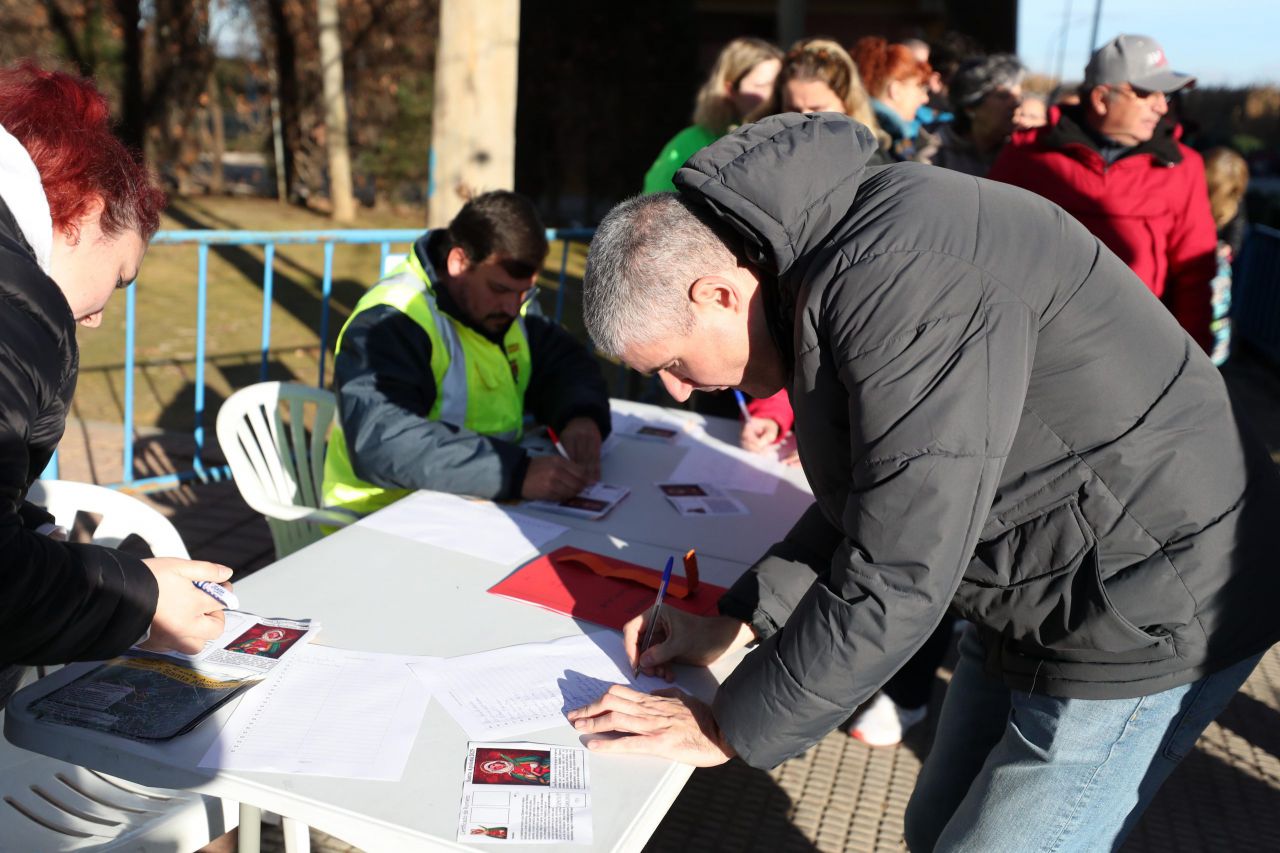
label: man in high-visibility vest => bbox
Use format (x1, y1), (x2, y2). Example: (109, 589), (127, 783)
(322, 191), (610, 517)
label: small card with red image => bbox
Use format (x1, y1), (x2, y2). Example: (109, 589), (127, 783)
(488, 546), (726, 630)
(458, 741), (592, 844)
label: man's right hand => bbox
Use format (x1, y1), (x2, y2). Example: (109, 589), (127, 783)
(521, 455), (590, 501)
(740, 416), (781, 453)
(623, 607), (757, 681)
(139, 558), (234, 655)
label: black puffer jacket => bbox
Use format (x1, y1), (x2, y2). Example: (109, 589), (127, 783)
(677, 114), (1280, 769)
(0, 197), (157, 668)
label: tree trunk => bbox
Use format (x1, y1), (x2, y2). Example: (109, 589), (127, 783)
(428, 0), (520, 226)
(317, 0), (356, 222)
(112, 0), (146, 153)
(207, 71), (226, 195)
(264, 0), (301, 202)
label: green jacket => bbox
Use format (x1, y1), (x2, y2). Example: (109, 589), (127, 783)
(643, 125), (720, 194)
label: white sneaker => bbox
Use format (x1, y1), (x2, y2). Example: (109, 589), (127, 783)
(850, 692), (928, 747)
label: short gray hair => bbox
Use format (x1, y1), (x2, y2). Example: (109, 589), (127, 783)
(583, 192), (739, 358)
(950, 54), (1025, 132)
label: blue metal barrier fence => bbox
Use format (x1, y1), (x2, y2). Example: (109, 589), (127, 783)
(44, 226), (596, 491)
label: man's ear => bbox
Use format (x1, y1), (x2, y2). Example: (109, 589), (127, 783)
(689, 275), (740, 312)
(1088, 85), (1110, 116)
(446, 246), (472, 278)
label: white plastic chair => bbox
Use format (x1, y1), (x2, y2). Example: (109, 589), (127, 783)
(216, 382), (357, 559)
(5, 480), (243, 850)
(26, 479), (190, 558)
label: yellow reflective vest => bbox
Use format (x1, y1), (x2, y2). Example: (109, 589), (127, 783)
(322, 251), (532, 516)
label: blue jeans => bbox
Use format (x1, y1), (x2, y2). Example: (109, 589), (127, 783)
(903, 626), (1263, 852)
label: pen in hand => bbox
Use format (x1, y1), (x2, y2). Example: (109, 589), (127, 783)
(195, 580), (239, 611)
(634, 555), (675, 678)
(546, 426), (572, 461)
(732, 389), (752, 421)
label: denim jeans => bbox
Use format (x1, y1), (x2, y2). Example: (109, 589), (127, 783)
(903, 625), (1264, 852)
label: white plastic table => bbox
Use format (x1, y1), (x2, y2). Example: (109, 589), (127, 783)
(6, 402), (814, 852)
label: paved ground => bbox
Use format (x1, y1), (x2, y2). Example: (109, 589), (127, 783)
(54, 354), (1280, 852)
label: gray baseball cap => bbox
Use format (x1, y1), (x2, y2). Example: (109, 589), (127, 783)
(1083, 35), (1195, 93)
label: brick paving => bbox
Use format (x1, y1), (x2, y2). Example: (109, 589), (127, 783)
(54, 354), (1280, 851)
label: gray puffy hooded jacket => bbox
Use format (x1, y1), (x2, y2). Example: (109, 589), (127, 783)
(674, 113), (1280, 769)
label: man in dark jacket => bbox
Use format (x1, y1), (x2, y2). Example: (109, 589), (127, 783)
(988, 34), (1217, 351)
(321, 191), (611, 516)
(568, 113), (1279, 850)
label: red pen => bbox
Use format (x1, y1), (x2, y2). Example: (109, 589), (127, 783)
(546, 427), (572, 461)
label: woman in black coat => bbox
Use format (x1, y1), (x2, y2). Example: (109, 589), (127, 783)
(0, 63), (233, 704)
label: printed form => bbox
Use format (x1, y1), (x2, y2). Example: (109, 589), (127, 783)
(200, 643), (436, 780)
(412, 632), (671, 740)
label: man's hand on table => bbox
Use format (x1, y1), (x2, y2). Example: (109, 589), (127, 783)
(568, 685), (735, 766)
(557, 417), (603, 482)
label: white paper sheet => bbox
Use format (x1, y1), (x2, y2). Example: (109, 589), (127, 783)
(357, 491), (568, 564)
(199, 644), (437, 780)
(666, 441), (787, 494)
(411, 632), (671, 741)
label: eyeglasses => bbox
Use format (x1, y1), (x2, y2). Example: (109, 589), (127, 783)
(1116, 83), (1167, 102)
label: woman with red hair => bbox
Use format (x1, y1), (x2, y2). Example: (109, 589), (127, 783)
(0, 63), (233, 704)
(852, 36), (937, 162)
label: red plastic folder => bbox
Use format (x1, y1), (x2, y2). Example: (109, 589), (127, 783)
(488, 546), (727, 630)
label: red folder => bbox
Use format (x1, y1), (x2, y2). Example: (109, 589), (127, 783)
(488, 546), (727, 630)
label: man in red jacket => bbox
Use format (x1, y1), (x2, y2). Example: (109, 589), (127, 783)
(989, 35), (1216, 350)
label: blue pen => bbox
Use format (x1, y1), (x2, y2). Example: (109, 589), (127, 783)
(732, 389), (752, 421)
(634, 556), (675, 678)
(195, 580), (239, 611)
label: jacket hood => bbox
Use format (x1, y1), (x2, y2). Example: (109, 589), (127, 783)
(0, 123), (52, 274)
(672, 112), (879, 278)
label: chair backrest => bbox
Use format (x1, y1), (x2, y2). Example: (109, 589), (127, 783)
(24, 480), (189, 559)
(216, 382), (339, 558)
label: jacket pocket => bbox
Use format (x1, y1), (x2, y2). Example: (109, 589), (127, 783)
(967, 495), (1090, 588)
(958, 497), (1175, 665)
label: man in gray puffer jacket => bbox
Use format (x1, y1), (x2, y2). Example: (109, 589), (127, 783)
(569, 113), (1280, 851)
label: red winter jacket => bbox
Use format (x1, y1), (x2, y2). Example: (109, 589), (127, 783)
(746, 389), (794, 437)
(988, 106), (1216, 351)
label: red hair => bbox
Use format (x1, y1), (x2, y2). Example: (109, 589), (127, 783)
(851, 37), (931, 99)
(0, 62), (165, 239)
